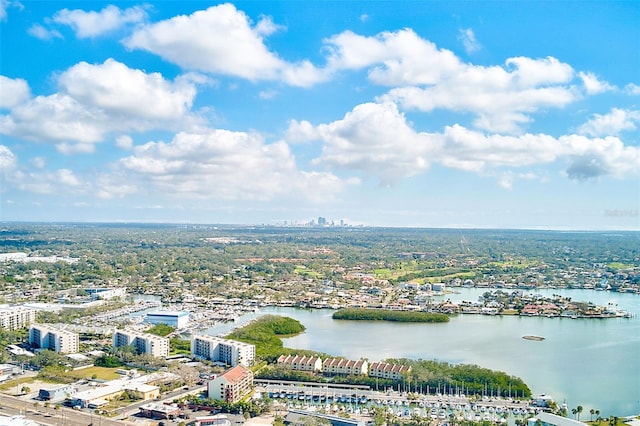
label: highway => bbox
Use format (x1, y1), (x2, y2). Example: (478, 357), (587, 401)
(0, 394), (134, 426)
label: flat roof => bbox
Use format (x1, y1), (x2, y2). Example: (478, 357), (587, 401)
(147, 311), (190, 317)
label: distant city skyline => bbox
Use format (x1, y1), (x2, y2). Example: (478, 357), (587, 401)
(1, 1), (638, 230)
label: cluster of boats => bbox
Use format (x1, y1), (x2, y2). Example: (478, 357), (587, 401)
(266, 389), (542, 422)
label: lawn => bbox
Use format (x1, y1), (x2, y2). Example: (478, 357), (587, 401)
(65, 366), (122, 381)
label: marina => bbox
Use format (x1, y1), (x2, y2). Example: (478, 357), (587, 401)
(257, 380), (546, 423)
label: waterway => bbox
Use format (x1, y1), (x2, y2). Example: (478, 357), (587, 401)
(202, 289), (640, 417)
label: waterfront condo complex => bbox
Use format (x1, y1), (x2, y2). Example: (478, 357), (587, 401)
(191, 335), (255, 367)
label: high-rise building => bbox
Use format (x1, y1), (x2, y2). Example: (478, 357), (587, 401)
(112, 330), (169, 358)
(0, 306), (36, 330)
(29, 324), (79, 354)
(191, 335), (255, 367)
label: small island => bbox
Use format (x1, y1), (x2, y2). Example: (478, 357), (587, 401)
(522, 335), (545, 341)
(332, 308), (450, 323)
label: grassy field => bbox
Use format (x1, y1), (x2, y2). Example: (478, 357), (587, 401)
(294, 265), (323, 278)
(65, 366), (122, 381)
(0, 376), (36, 391)
(424, 271), (476, 283)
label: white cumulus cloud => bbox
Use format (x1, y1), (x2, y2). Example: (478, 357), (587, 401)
(292, 102), (442, 184)
(52, 4), (147, 38)
(110, 129), (348, 201)
(0, 75), (30, 108)
(124, 3), (327, 87)
(291, 102), (640, 185)
(578, 108), (640, 137)
(0, 59), (204, 152)
(28, 23), (63, 40)
(578, 71), (615, 95)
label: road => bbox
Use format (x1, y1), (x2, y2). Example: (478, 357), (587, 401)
(0, 394), (135, 426)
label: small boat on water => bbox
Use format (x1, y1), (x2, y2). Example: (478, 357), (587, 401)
(522, 335), (545, 341)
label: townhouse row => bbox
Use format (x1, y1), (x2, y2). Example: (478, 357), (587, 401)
(276, 355), (411, 380)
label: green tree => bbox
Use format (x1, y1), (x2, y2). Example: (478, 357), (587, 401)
(576, 405), (583, 421)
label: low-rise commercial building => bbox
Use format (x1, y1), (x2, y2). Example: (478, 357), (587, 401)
(0, 364), (20, 382)
(144, 310), (190, 328)
(84, 287), (127, 300)
(139, 402), (182, 420)
(29, 324), (79, 354)
(193, 414), (231, 426)
(192, 335), (255, 367)
(38, 384), (76, 402)
(528, 412), (588, 426)
(70, 372), (169, 408)
(207, 365), (253, 403)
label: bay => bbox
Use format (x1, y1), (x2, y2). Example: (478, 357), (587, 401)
(205, 289), (640, 417)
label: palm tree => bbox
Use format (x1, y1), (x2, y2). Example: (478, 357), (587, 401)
(572, 408), (578, 419)
(590, 409), (595, 421)
(577, 406), (583, 421)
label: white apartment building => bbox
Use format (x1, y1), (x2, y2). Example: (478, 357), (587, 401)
(112, 330), (169, 358)
(191, 335), (255, 367)
(0, 306), (36, 330)
(29, 324), (79, 354)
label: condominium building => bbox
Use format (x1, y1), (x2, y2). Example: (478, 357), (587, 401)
(277, 355), (323, 372)
(207, 365), (253, 403)
(29, 324), (79, 354)
(112, 330), (169, 358)
(368, 362), (411, 380)
(191, 335), (255, 367)
(0, 306), (36, 330)
(322, 358), (368, 376)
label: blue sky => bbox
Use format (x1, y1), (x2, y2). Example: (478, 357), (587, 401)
(1, 1), (639, 229)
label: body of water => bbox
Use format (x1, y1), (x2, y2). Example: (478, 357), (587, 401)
(204, 289), (639, 417)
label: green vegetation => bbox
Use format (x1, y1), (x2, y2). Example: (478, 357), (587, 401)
(333, 308), (449, 323)
(170, 337), (191, 355)
(146, 323), (175, 337)
(65, 366), (122, 381)
(177, 393), (271, 417)
(94, 354), (124, 368)
(226, 315), (306, 360)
